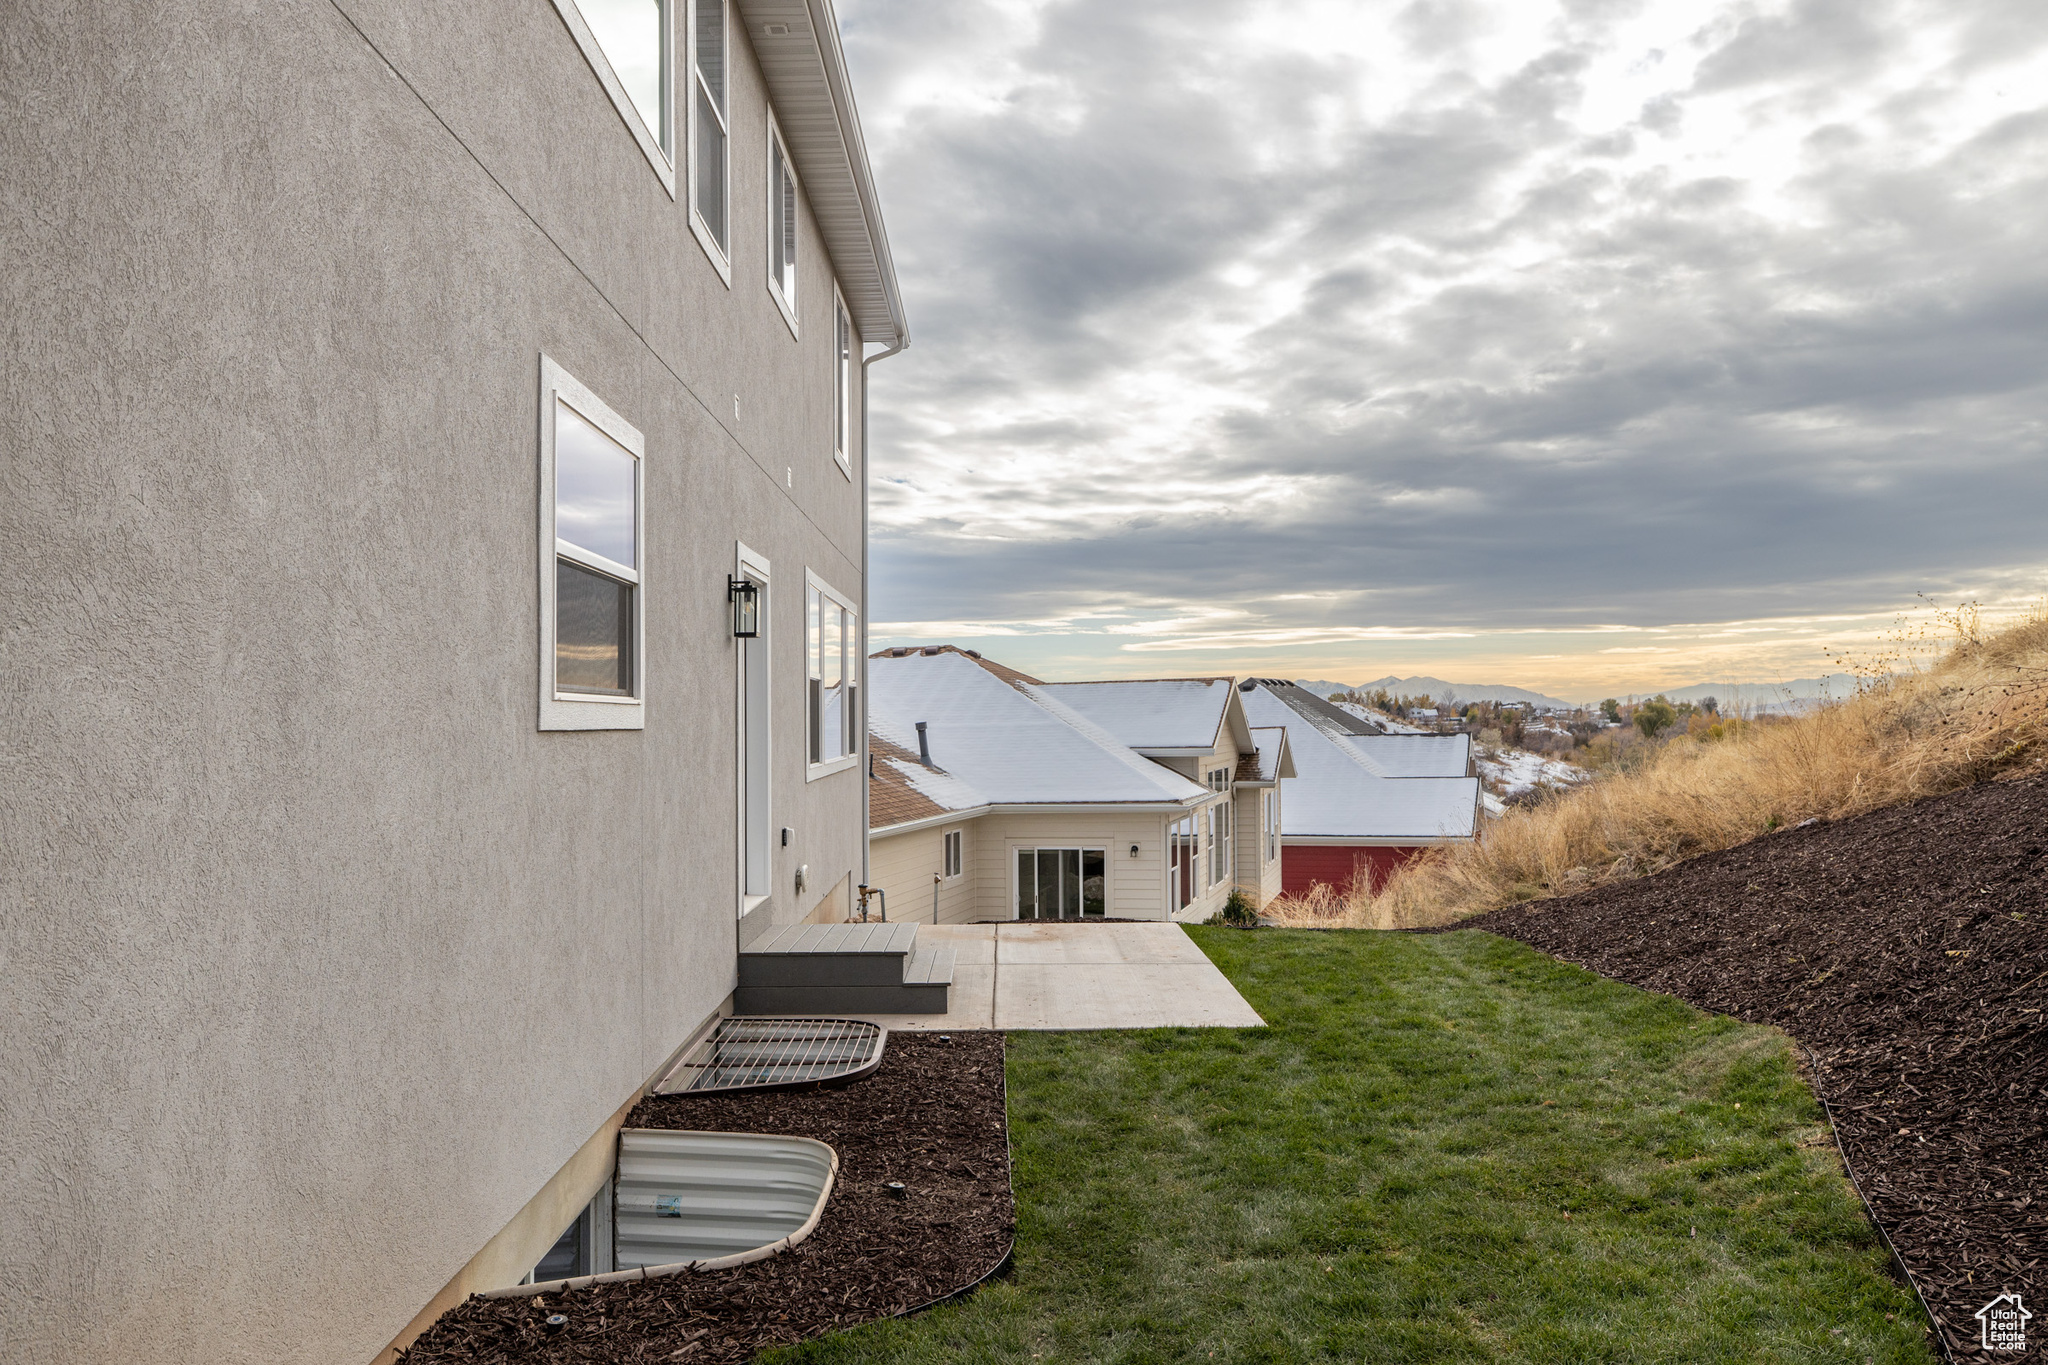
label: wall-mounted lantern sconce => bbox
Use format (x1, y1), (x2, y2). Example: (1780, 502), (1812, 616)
(727, 576), (760, 637)
(1129, 843), (1140, 859)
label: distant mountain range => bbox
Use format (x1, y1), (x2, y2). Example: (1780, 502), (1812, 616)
(1296, 674), (1863, 712)
(1295, 676), (1577, 709)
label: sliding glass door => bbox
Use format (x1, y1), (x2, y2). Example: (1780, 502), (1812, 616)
(1015, 848), (1107, 919)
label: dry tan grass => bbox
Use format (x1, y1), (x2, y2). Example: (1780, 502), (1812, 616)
(1267, 608), (2048, 930)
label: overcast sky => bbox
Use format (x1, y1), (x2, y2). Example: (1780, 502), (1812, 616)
(838, 0), (2048, 700)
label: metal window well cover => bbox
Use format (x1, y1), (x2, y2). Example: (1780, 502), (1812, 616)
(652, 1017), (887, 1096)
(483, 1131), (838, 1299)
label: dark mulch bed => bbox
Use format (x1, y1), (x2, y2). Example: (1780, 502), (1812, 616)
(399, 1031), (1012, 1364)
(1464, 774), (2048, 1360)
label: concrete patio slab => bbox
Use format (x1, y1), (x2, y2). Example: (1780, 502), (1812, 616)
(992, 963), (1266, 1030)
(846, 921), (1262, 1032)
(997, 921), (1214, 966)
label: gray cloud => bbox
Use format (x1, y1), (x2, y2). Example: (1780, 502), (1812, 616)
(841, 0), (2048, 650)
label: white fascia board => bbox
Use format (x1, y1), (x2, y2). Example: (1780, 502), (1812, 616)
(1281, 834), (1476, 847)
(1222, 687), (1255, 751)
(737, 0), (906, 345)
(873, 798), (1202, 838)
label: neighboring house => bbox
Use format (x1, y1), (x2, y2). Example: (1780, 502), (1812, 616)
(1239, 681), (1483, 896)
(2, 5), (902, 1364)
(866, 649), (1294, 922)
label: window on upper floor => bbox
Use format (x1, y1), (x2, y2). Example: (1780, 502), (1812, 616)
(806, 574), (858, 772)
(833, 296), (852, 476)
(539, 357), (644, 731)
(689, 0), (729, 264)
(768, 126), (798, 331)
(943, 828), (963, 880)
(552, 0), (674, 191)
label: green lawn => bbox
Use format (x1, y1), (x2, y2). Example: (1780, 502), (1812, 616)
(770, 929), (1935, 1364)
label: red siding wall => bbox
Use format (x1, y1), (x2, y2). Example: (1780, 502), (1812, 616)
(1281, 844), (1426, 898)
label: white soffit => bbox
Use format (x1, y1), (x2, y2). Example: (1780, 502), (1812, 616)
(738, 0), (907, 347)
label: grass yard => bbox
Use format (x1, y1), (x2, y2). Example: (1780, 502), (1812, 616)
(769, 928), (1936, 1365)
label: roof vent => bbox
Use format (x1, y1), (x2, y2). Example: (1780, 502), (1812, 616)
(965, 649), (981, 659)
(1238, 680), (1255, 691)
(915, 721), (932, 766)
(920, 646), (941, 656)
(889, 647), (909, 657)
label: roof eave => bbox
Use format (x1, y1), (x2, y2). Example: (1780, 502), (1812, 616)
(737, 0), (908, 346)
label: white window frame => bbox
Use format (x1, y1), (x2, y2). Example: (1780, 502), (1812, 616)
(548, 0), (675, 196)
(766, 117), (799, 337)
(805, 570), (860, 779)
(1167, 813), (1195, 914)
(1265, 789), (1279, 863)
(687, 0), (732, 281)
(1010, 845), (1110, 920)
(942, 827), (964, 881)
(736, 541), (772, 916)
(538, 355), (645, 732)
(832, 290), (854, 481)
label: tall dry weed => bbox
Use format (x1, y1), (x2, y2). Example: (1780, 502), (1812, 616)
(1278, 607), (2048, 930)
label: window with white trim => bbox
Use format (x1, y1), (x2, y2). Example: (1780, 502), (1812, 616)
(833, 297), (852, 474)
(942, 828), (963, 880)
(1265, 789), (1279, 863)
(767, 126), (798, 330)
(1208, 800), (1230, 887)
(806, 575), (858, 771)
(550, 0), (673, 190)
(689, 0), (729, 261)
(1168, 814), (1196, 913)
(538, 357), (644, 731)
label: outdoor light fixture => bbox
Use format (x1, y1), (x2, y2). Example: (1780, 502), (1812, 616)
(727, 576), (759, 637)
(1129, 843), (1140, 859)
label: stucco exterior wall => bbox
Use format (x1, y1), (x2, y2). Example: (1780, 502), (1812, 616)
(0, 4), (871, 1363)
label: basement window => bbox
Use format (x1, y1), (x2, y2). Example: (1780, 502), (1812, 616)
(539, 357), (645, 731)
(523, 1182), (614, 1286)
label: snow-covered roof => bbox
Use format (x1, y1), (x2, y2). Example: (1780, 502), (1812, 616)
(1237, 726), (1295, 783)
(1033, 677), (1248, 753)
(1341, 733), (1472, 778)
(868, 650), (1206, 829)
(1241, 684), (1480, 842)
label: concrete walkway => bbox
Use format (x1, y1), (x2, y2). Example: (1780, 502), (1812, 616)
(856, 922), (1265, 1032)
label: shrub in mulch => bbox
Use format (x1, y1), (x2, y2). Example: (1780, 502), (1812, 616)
(398, 1031), (1012, 1365)
(1464, 773), (2048, 1360)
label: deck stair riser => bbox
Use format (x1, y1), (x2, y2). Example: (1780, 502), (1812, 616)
(735, 923), (952, 1015)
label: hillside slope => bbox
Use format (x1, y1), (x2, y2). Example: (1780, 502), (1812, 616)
(1357, 610), (2048, 929)
(1465, 774), (2048, 1360)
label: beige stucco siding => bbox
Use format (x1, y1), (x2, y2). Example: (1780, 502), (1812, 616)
(0, 6), (871, 1365)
